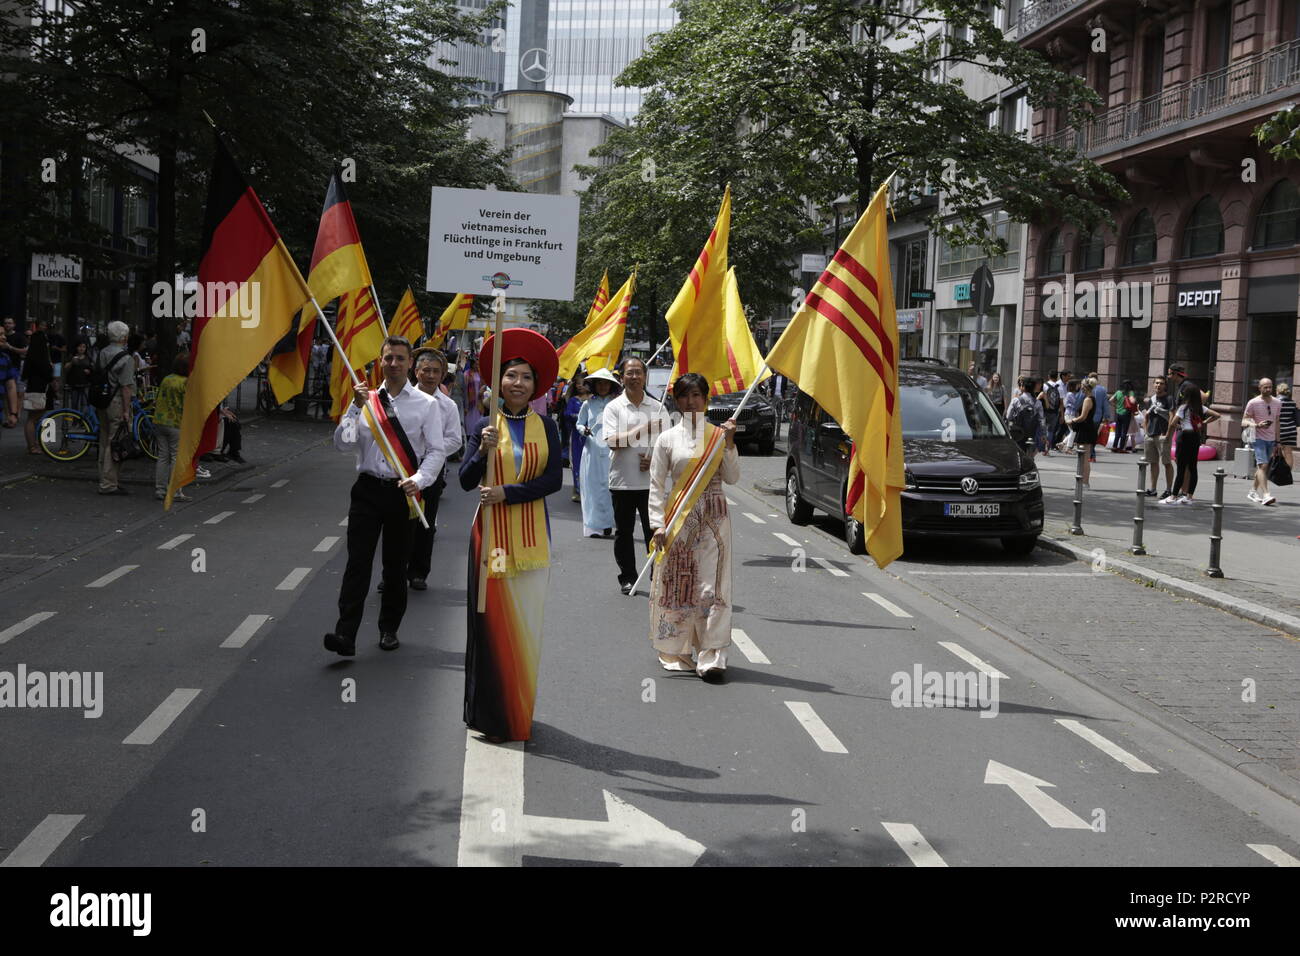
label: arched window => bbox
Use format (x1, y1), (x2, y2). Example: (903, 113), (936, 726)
(1078, 228), (1106, 271)
(1124, 209), (1156, 265)
(1254, 179), (1300, 249)
(1181, 195), (1223, 258)
(1042, 228), (1066, 275)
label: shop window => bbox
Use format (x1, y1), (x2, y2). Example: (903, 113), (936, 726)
(1077, 228), (1106, 271)
(1248, 315), (1298, 394)
(1124, 209), (1156, 265)
(1253, 179), (1299, 249)
(1041, 228), (1066, 275)
(1181, 195), (1224, 258)
(1039, 320), (1061, 374)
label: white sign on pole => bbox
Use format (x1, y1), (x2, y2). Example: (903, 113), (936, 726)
(426, 187), (578, 302)
(801, 254), (827, 274)
(30, 254), (82, 283)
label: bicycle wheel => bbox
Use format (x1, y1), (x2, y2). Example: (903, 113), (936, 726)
(39, 409), (94, 461)
(134, 412), (159, 460)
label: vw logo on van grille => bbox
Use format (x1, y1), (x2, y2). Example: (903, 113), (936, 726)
(961, 477), (980, 495)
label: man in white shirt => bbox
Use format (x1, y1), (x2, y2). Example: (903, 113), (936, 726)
(602, 357), (672, 593)
(404, 347), (464, 590)
(324, 336), (446, 656)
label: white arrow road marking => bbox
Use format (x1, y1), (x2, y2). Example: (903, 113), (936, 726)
(784, 701), (848, 753)
(204, 511), (236, 525)
(158, 534), (193, 550)
(742, 512), (766, 524)
(221, 614), (271, 649)
(863, 592), (911, 618)
(0, 611), (56, 646)
(984, 760), (1091, 829)
(811, 556), (848, 577)
(339, 516), (349, 527)
(939, 642), (1008, 680)
(276, 568), (311, 591)
(730, 628), (770, 664)
(0, 814), (84, 867)
(242, 493), (265, 504)
(123, 689), (201, 746)
(1055, 719), (1158, 773)
(313, 536), (339, 552)
(725, 496), (737, 506)
(1247, 844), (1299, 866)
(457, 731), (705, 867)
(881, 822), (947, 867)
(270, 479), (289, 488)
(772, 532), (801, 548)
(86, 565), (137, 588)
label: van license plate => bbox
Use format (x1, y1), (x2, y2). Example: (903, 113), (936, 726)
(945, 503), (1000, 517)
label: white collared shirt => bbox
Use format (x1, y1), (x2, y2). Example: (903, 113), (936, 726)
(333, 382), (446, 489)
(428, 387), (462, 463)
(601, 391), (672, 491)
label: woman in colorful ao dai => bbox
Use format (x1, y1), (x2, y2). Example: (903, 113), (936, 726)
(647, 373), (739, 683)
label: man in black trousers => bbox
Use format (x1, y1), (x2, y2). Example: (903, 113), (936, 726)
(324, 336), (446, 656)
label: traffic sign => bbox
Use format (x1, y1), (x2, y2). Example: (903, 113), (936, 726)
(969, 265), (995, 315)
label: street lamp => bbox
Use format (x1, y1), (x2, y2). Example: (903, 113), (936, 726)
(832, 194), (855, 249)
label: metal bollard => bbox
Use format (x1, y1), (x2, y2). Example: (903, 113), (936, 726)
(1132, 460), (1148, 555)
(1070, 446), (1086, 535)
(1206, 467), (1226, 578)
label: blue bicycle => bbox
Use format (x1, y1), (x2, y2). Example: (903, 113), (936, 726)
(38, 397), (158, 462)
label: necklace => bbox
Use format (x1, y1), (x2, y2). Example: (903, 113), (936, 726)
(500, 406), (530, 420)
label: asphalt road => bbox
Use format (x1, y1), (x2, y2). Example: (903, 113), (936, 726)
(2, 427), (1299, 867)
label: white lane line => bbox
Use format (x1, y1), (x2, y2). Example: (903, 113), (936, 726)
(881, 822), (947, 867)
(276, 567), (311, 591)
(730, 628), (770, 665)
(86, 565), (137, 589)
(773, 532), (802, 548)
(158, 534), (193, 550)
(863, 592), (912, 618)
(0, 814), (84, 868)
(909, 571), (1093, 577)
(725, 496), (737, 506)
(339, 517), (348, 527)
(1247, 844), (1300, 867)
(0, 611), (56, 646)
(204, 510), (236, 525)
(123, 689), (201, 745)
(742, 512), (766, 524)
(314, 536), (340, 552)
(242, 493), (265, 504)
(784, 701), (848, 754)
(1054, 719), (1159, 773)
(811, 556), (848, 577)
(938, 641), (1009, 680)
(221, 614), (271, 649)
(271, 479), (289, 489)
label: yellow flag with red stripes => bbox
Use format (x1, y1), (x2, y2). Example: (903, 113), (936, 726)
(428, 293), (474, 349)
(555, 271), (609, 376)
(764, 179), (904, 568)
(666, 186), (730, 383)
(328, 286), (386, 421)
(710, 267), (771, 397)
(557, 270), (635, 379)
(389, 287), (424, 344)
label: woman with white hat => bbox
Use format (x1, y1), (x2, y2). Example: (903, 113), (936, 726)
(576, 367), (618, 537)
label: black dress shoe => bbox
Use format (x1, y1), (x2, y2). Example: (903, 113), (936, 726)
(323, 632), (356, 656)
(409, 577), (427, 591)
(98, 486), (130, 496)
(228, 452), (246, 463)
(378, 631), (399, 651)
(377, 579), (385, 593)
(620, 582), (634, 595)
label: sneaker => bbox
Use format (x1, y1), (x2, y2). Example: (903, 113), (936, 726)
(173, 489), (191, 502)
(1144, 488), (1158, 497)
(195, 466), (212, 479)
(1177, 495), (1193, 505)
(1263, 494), (1277, 506)
(1159, 495), (1178, 505)
(1248, 490), (1262, 503)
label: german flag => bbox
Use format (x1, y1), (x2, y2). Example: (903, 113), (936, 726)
(268, 171), (374, 403)
(428, 293), (474, 349)
(328, 286), (385, 421)
(167, 135), (311, 508)
(389, 287), (424, 344)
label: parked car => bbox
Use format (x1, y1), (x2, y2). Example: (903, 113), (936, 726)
(785, 359), (1044, 555)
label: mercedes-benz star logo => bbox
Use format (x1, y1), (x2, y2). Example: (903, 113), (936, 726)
(961, 477), (980, 495)
(519, 47), (551, 83)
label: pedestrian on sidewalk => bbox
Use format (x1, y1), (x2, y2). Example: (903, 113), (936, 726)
(21, 319), (54, 455)
(403, 347), (463, 591)
(1276, 382), (1296, 469)
(95, 321), (136, 496)
(65, 340), (92, 412)
(563, 380), (587, 502)
(986, 372), (1006, 417)
(459, 329), (562, 742)
(603, 356), (671, 594)
(1242, 378), (1282, 506)
(647, 373), (739, 683)
(1055, 370), (1072, 445)
(1142, 375), (1174, 497)
(1089, 373), (1109, 461)
(1007, 378), (1043, 459)
(1163, 382), (1219, 506)
(1039, 374), (1061, 455)
(1060, 379), (1082, 451)
(0, 320), (23, 428)
(1066, 377), (1100, 486)
(576, 367), (618, 537)
(1112, 381), (1137, 452)
(323, 336), (447, 657)
(152, 354), (193, 502)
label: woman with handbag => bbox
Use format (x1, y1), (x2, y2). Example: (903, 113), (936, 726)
(1277, 382), (1297, 470)
(1162, 383), (1220, 506)
(1066, 377), (1100, 487)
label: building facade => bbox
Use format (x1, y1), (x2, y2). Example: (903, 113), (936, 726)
(1016, 0), (1300, 450)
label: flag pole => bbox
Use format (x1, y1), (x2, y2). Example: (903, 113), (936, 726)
(315, 294), (429, 530)
(476, 291), (507, 614)
(368, 283), (390, 337)
(645, 334), (672, 368)
(627, 361), (768, 597)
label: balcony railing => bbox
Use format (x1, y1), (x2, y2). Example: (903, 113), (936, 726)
(1017, 0), (1088, 37)
(1040, 38), (1300, 155)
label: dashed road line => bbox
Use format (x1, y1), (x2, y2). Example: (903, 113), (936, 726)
(276, 568), (312, 591)
(1055, 719), (1158, 773)
(725, 496), (737, 506)
(772, 532), (801, 548)
(204, 510), (236, 525)
(909, 571), (1093, 577)
(271, 479), (289, 489)
(863, 592), (912, 618)
(881, 822), (947, 867)
(1247, 844), (1299, 867)
(158, 534), (193, 550)
(86, 565), (137, 589)
(938, 641), (1008, 680)
(730, 628), (770, 665)
(339, 517), (348, 527)
(221, 614), (271, 649)
(123, 689), (201, 746)
(314, 536), (340, 552)
(242, 493), (265, 504)
(784, 701), (848, 754)
(811, 556), (848, 577)
(0, 611), (56, 646)
(742, 512), (766, 524)
(0, 814), (84, 867)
